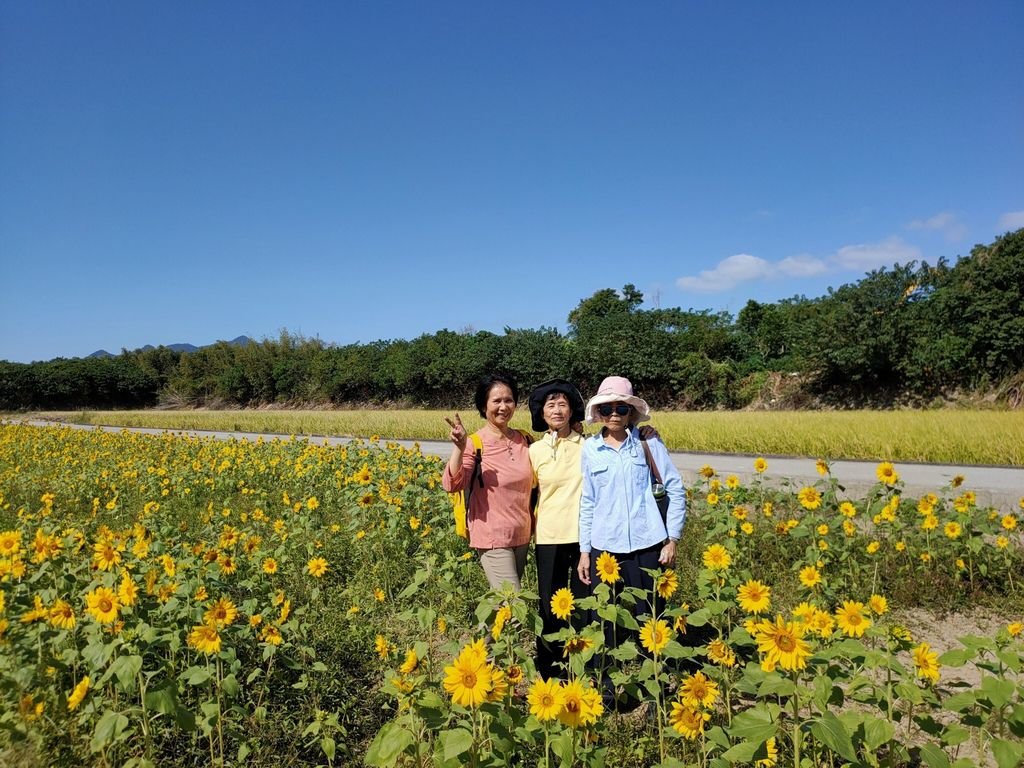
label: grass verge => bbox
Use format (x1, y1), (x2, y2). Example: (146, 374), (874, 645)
(20, 407), (1024, 465)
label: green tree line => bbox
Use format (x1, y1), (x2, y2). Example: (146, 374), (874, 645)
(3, 229), (1022, 411)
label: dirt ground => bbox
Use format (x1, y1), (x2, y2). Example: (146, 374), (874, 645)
(891, 606), (1020, 767)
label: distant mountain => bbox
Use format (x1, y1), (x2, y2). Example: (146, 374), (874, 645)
(85, 336), (252, 359)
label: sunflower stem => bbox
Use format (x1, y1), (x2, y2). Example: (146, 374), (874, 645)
(791, 669), (801, 768)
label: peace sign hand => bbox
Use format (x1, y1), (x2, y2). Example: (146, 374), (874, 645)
(444, 413), (468, 450)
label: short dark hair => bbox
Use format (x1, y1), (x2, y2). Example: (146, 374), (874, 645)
(475, 373), (519, 417)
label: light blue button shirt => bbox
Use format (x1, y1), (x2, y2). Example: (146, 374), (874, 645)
(578, 427), (686, 554)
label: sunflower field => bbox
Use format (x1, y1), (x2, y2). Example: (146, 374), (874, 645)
(1, 423), (1023, 767)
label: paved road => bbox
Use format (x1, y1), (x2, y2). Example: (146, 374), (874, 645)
(20, 419), (1024, 510)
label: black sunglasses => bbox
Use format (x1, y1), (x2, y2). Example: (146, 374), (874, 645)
(598, 403), (631, 417)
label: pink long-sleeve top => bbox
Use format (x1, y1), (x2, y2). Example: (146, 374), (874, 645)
(442, 429), (533, 550)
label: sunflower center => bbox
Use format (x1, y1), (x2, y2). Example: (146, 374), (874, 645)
(461, 671), (477, 687)
(777, 634), (796, 652)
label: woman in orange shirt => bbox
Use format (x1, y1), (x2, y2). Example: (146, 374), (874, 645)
(442, 373), (534, 590)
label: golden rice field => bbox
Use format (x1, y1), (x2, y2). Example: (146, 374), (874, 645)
(28, 408), (1024, 465)
(1, 423), (1023, 767)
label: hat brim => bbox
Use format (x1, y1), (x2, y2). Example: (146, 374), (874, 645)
(528, 379), (586, 432)
(584, 392), (651, 424)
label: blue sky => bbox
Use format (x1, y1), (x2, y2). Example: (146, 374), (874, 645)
(2, 2), (1022, 363)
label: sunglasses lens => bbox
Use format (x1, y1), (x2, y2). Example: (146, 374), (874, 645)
(598, 403), (630, 417)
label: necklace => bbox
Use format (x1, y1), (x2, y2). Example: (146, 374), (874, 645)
(486, 426), (515, 459)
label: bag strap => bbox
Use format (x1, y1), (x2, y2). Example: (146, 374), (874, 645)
(469, 432), (484, 489)
(640, 437), (664, 485)
(460, 432), (486, 536)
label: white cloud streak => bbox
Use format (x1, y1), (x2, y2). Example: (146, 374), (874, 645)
(998, 210), (1024, 230)
(829, 236), (922, 271)
(676, 237), (922, 294)
(676, 253), (771, 292)
(906, 211), (967, 242)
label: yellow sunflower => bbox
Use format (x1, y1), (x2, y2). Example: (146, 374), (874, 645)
(203, 597), (238, 628)
(868, 594), (888, 615)
(678, 671), (719, 709)
(262, 558), (278, 574)
(374, 634), (395, 660)
(835, 601), (872, 638)
(736, 579), (772, 614)
(491, 605), (512, 641)
(118, 574), (139, 607)
(756, 737), (779, 767)
(558, 679), (589, 728)
(912, 642), (941, 683)
(261, 625), (283, 645)
(92, 540), (122, 571)
(806, 609), (835, 639)
(307, 557), (328, 578)
(550, 588), (575, 621)
(798, 565), (822, 589)
(187, 623), (222, 655)
(754, 457), (768, 473)
(48, 599), (76, 630)
(656, 569), (678, 599)
(640, 618), (671, 655)
(0, 530), (22, 557)
(66, 676), (90, 711)
(486, 667), (509, 702)
(527, 677), (565, 721)
(753, 615), (811, 672)
(797, 487), (822, 510)
(706, 639), (736, 667)
(702, 543), (731, 571)
(595, 552), (621, 584)
(443, 647), (493, 708)
(944, 521), (962, 539)
(399, 649), (419, 675)
(876, 462), (899, 486)
(669, 702), (710, 740)
(563, 634), (595, 656)
(84, 586), (120, 624)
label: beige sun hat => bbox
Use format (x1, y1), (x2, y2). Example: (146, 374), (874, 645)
(584, 376), (651, 424)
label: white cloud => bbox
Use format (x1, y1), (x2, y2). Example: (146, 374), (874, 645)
(778, 254), (828, 277)
(829, 236), (922, 271)
(676, 253), (771, 293)
(998, 210), (1024, 230)
(906, 211), (967, 242)
(676, 236), (923, 295)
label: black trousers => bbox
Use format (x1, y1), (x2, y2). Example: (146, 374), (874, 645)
(589, 542), (666, 706)
(535, 542), (591, 679)
(589, 543), (668, 647)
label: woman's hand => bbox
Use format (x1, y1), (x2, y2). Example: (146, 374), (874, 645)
(577, 552), (591, 585)
(639, 424), (660, 441)
(658, 540), (677, 566)
(444, 414), (467, 451)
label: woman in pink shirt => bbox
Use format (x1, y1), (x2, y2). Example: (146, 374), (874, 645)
(443, 373), (534, 590)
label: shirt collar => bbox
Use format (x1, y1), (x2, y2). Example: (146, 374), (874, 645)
(545, 430), (583, 446)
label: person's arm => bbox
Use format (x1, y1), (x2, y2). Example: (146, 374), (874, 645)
(649, 437), (686, 564)
(442, 414), (469, 492)
(577, 444), (594, 585)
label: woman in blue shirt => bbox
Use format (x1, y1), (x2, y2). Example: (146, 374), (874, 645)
(576, 376), (686, 617)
